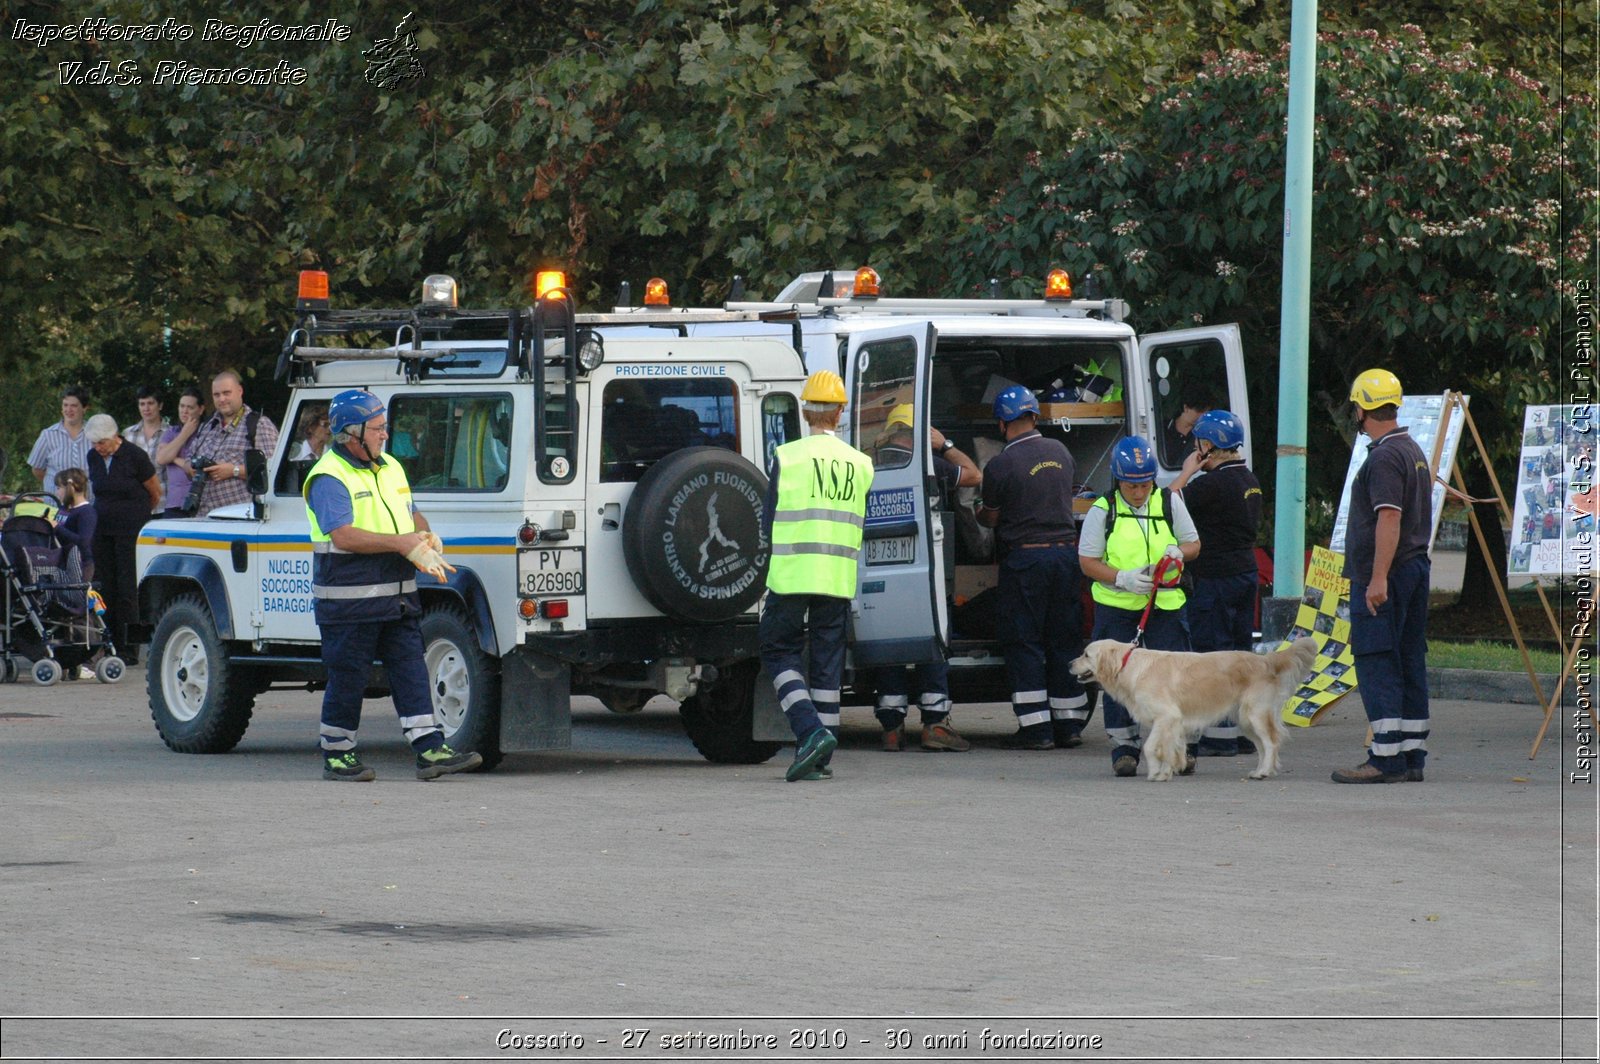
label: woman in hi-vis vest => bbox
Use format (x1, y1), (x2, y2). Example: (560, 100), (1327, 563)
(1076, 435), (1201, 777)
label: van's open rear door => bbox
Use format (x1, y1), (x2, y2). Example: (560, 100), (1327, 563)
(1140, 324), (1251, 471)
(845, 323), (948, 667)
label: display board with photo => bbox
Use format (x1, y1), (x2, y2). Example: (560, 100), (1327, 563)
(1507, 405), (1596, 577)
(1330, 392), (1467, 554)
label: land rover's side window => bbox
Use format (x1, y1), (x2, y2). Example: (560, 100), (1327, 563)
(388, 393), (513, 492)
(1149, 338), (1227, 468)
(273, 400), (332, 495)
(600, 377), (739, 483)
(853, 337), (919, 471)
(761, 394), (800, 475)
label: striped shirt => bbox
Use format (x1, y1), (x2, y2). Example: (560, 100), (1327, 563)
(27, 421), (92, 501)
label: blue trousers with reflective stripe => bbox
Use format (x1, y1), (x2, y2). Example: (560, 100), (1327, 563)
(874, 660), (950, 727)
(1093, 601), (1190, 763)
(1350, 554), (1431, 774)
(759, 591), (848, 742)
(318, 614), (445, 754)
(998, 545), (1087, 739)
(1189, 570), (1259, 740)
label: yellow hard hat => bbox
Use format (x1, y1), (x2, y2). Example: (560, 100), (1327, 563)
(801, 370), (847, 404)
(1349, 368), (1403, 410)
(886, 403), (914, 430)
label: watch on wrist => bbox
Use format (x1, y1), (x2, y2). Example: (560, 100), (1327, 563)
(939, 439), (955, 454)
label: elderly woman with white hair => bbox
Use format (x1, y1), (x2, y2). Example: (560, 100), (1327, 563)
(85, 413), (161, 663)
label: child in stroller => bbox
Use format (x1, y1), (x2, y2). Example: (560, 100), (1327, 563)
(1, 492), (126, 685)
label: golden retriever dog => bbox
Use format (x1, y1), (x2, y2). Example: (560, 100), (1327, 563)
(1069, 637), (1317, 781)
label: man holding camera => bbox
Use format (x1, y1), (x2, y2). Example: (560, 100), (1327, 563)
(186, 370), (280, 516)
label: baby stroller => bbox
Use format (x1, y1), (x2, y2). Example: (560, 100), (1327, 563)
(1, 493), (126, 685)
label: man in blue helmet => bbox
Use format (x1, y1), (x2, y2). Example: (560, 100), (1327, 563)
(1171, 410), (1263, 757)
(1078, 435), (1202, 776)
(976, 385), (1090, 749)
(303, 388), (482, 782)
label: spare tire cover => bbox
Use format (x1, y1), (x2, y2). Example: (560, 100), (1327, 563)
(623, 447), (771, 621)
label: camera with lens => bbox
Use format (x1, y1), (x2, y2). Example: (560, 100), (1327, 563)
(180, 455), (218, 515)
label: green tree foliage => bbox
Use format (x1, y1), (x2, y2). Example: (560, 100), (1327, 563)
(954, 26), (1595, 537)
(0, 0), (1207, 486)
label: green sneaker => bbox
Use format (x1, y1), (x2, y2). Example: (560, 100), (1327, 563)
(416, 744), (483, 780)
(785, 728), (838, 782)
(323, 751), (375, 782)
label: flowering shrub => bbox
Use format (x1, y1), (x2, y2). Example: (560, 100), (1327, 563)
(954, 26), (1594, 518)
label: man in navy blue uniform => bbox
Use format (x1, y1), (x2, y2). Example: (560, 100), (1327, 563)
(976, 385), (1089, 749)
(1171, 409), (1263, 757)
(304, 389), (482, 782)
(1333, 369), (1433, 784)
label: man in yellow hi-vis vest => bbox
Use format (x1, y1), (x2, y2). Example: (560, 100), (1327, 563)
(760, 371), (874, 782)
(304, 389), (481, 783)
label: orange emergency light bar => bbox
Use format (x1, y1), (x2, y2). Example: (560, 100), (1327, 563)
(852, 266), (881, 298)
(644, 277), (670, 306)
(297, 270), (330, 310)
(1045, 269), (1073, 301)
(535, 270), (567, 299)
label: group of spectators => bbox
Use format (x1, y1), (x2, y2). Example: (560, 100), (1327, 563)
(21, 373), (279, 661)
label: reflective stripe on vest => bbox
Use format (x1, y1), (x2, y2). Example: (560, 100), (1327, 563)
(1091, 488), (1185, 611)
(303, 448), (419, 620)
(766, 433), (874, 598)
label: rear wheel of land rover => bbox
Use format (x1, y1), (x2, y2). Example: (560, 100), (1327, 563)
(148, 596), (256, 754)
(678, 660), (781, 764)
(420, 604), (502, 771)
(623, 447), (770, 623)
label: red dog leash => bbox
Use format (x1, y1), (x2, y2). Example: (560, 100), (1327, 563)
(1120, 555), (1179, 668)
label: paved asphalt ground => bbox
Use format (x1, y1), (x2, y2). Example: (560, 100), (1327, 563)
(1, 666), (1595, 1063)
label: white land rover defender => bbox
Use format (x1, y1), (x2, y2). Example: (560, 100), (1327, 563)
(135, 267), (1250, 770)
(136, 273), (811, 769)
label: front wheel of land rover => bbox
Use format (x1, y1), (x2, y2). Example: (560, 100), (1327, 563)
(678, 660), (781, 765)
(147, 595), (256, 754)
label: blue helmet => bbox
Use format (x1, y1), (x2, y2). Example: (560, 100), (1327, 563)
(1111, 435), (1157, 483)
(329, 389), (385, 435)
(1192, 409), (1245, 450)
(993, 385), (1040, 423)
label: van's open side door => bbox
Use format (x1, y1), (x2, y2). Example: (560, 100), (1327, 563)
(1139, 324), (1251, 472)
(845, 323), (949, 668)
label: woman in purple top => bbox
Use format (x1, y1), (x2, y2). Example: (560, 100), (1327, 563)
(155, 386), (206, 515)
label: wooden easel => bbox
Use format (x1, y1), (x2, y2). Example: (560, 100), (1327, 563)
(1439, 392), (1572, 758)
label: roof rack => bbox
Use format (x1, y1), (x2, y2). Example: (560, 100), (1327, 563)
(723, 296), (1128, 322)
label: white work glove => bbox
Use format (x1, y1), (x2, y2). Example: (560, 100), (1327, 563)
(405, 539), (457, 583)
(1114, 567), (1155, 596)
(1162, 544), (1185, 564)
(423, 530), (445, 553)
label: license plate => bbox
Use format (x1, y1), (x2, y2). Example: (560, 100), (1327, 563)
(517, 548), (585, 596)
(864, 535), (915, 566)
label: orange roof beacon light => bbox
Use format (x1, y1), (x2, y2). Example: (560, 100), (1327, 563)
(643, 277), (670, 307)
(852, 266), (881, 298)
(296, 269), (330, 311)
(1044, 268), (1073, 301)
(535, 270), (567, 300)
(420, 274), (459, 309)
